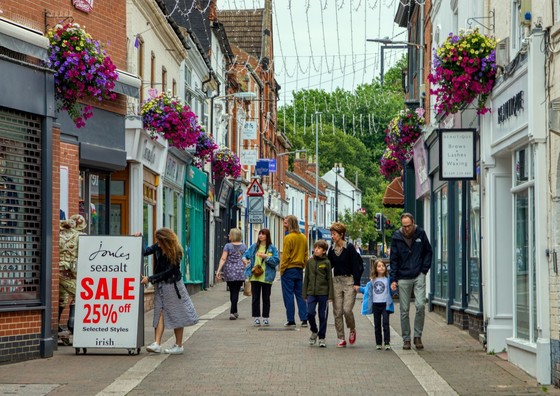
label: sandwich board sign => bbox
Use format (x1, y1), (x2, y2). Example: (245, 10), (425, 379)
(72, 236), (144, 354)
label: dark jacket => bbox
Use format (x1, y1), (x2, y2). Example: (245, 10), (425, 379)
(303, 254), (334, 300)
(143, 244), (182, 284)
(327, 242), (364, 286)
(389, 226), (432, 283)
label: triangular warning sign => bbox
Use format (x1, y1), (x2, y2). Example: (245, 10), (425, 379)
(247, 179), (264, 196)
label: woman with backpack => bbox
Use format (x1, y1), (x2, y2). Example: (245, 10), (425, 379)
(215, 228), (247, 320)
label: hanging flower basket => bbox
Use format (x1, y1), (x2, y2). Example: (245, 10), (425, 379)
(384, 108), (424, 162)
(46, 23), (118, 128)
(140, 92), (201, 149)
(380, 148), (402, 181)
(428, 28), (497, 116)
(193, 132), (218, 168)
(212, 147), (241, 178)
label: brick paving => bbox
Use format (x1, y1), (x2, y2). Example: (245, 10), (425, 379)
(0, 279), (559, 396)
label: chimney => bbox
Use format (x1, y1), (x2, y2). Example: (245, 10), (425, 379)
(307, 155), (317, 175)
(294, 152), (307, 176)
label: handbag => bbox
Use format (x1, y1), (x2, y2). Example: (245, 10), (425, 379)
(243, 279), (252, 296)
(252, 264), (264, 276)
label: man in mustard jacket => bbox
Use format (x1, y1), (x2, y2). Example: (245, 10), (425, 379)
(280, 215), (308, 327)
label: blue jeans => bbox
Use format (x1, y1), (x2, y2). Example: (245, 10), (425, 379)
(306, 295), (329, 339)
(281, 268), (307, 322)
(397, 273), (427, 341)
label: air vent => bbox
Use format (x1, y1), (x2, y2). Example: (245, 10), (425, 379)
(496, 37), (510, 67)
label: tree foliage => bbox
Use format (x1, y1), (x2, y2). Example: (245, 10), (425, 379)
(278, 59), (407, 241)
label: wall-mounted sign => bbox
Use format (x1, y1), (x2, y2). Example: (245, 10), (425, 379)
(73, 0), (94, 13)
(497, 91), (524, 125)
(241, 120), (257, 140)
(438, 128), (476, 180)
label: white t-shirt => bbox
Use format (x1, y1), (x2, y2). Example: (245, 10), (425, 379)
(371, 277), (389, 303)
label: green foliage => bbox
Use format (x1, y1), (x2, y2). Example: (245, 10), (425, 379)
(278, 61), (407, 234)
(339, 210), (377, 242)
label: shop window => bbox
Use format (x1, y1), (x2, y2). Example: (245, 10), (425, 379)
(513, 145), (536, 342)
(454, 183), (463, 303)
(433, 185), (449, 299)
(467, 179), (481, 309)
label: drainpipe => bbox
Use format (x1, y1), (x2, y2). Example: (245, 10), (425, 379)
(418, 2), (424, 107)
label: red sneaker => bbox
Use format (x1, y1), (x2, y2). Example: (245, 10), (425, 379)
(336, 339), (347, 348)
(349, 329), (357, 345)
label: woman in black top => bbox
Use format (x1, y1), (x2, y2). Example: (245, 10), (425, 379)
(328, 222), (363, 347)
(138, 228), (199, 355)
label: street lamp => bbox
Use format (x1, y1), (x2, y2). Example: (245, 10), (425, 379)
(367, 37), (422, 86)
(314, 112), (321, 243)
(334, 163), (341, 222)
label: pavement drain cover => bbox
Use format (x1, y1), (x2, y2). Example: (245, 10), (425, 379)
(258, 327), (299, 331)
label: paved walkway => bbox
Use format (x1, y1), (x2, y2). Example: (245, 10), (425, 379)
(0, 278), (558, 396)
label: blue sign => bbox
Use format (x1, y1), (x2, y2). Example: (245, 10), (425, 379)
(269, 159), (277, 172)
(255, 159), (270, 176)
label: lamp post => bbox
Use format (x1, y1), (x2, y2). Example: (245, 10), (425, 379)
(314, 112), (321, 243)
(334, 163), (341, 222)
(367, 37), (422, 86)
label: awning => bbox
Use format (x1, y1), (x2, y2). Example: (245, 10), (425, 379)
(316, 227), (331, 241)
(383, 176), (404, 208)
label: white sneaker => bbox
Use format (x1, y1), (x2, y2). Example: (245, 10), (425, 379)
(146, 342), (161, 353)
(262, 318), (270, 326)
(309, 332), (318, 345)
(164, 344), (184, 354)
(254, 318), (261, 326)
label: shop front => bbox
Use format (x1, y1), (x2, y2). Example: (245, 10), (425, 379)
(0, 20), (56, 361)
(184, 165), (208, 292)
(482, 32), (551, 383)
(125, 127), (167, 281)
(426, 125), (483, 338)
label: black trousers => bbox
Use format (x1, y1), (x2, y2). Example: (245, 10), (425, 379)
(251, 281), (272, 318)
(372, 302), (390, 345)
(227, 280), (243, 314)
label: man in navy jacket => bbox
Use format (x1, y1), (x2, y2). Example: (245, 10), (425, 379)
(390, 213), (432, 350)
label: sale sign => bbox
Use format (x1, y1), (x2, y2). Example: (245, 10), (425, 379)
(73, 236), (143, 350)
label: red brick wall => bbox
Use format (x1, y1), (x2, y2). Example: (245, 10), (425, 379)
(0, 311), (41, 337)
(1, 0), (128, 115)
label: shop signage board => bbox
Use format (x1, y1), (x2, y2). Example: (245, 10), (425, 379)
(241, 120), (257, 140)
(73, 236), (144, 354)
(438, 128), (476, 180)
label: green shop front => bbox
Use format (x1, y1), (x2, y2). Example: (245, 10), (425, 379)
(183, 165), (207, 293)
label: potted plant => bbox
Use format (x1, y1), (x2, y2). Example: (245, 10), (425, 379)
(384, 108), (424, 163)
(428, 28), (497, 116)
(46, 23), (118, 128)
(141, 92), (201, 150)
(212, 147), (241, 178)
(194, 131), (218, 168)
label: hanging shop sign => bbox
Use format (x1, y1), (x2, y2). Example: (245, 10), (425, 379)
(438, 128), (476, 180)
(240, 149), (258, 166)
(241, 120), (257, 140)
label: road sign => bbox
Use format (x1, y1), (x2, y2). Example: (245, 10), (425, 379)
(248, 196), (264, 224)
(247, 179), (264, 196)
